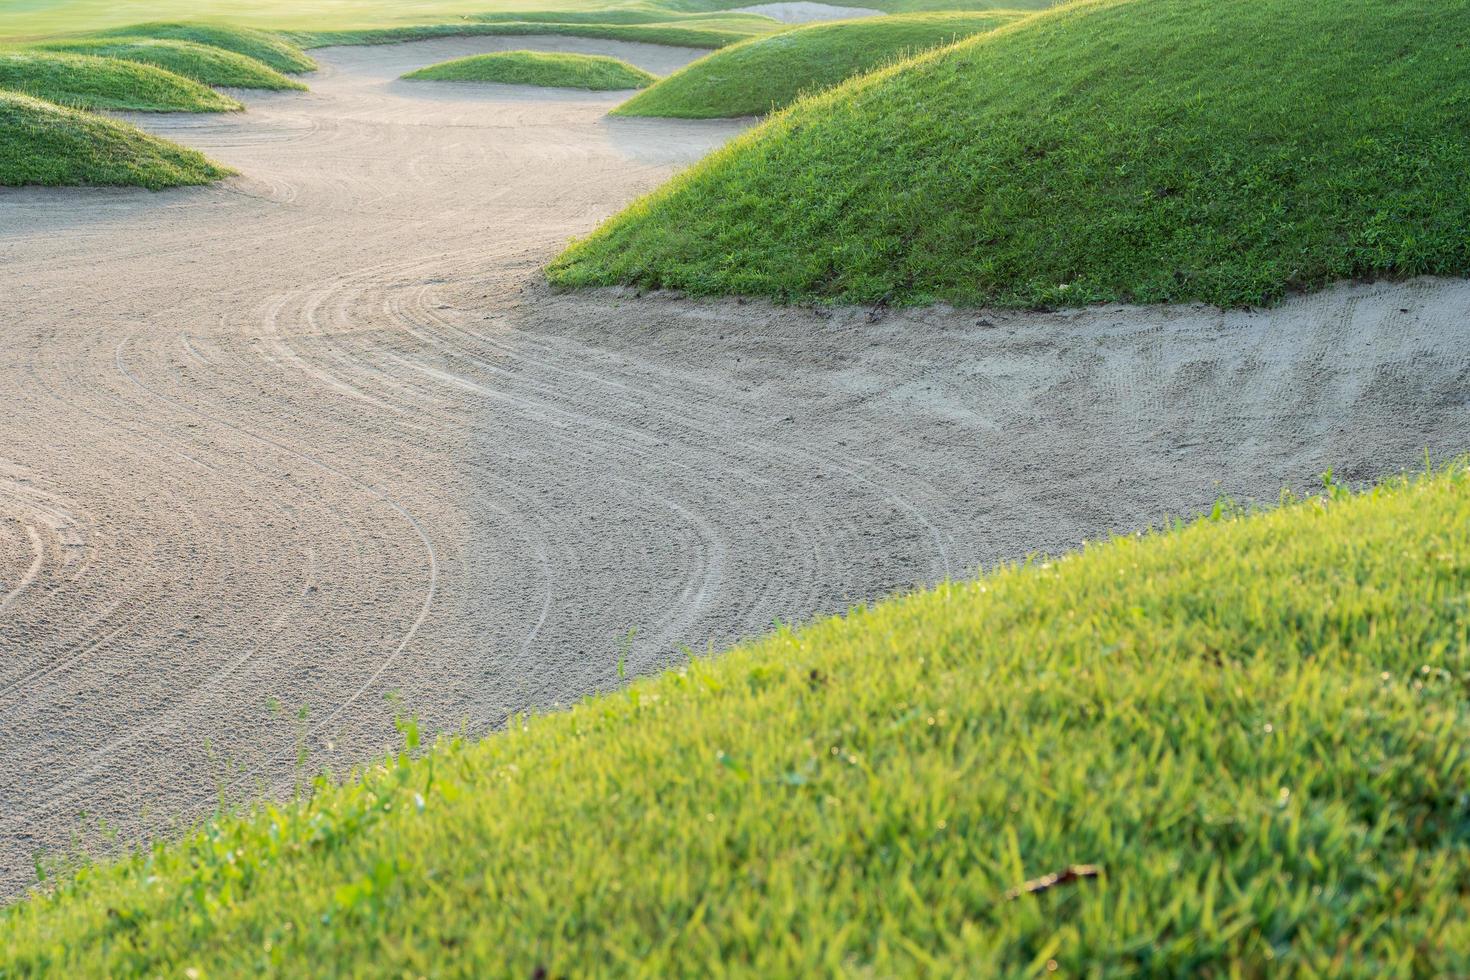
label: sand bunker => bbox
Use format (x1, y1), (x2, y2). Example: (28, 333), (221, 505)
(1, 34), (1466, 897)
(732, 3), (882, 23)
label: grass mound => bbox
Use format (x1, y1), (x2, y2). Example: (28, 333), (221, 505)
(466, 10), (781, 47)
(551, 0), (1470, 308)
(94, 22), (317, 74)
(404, 50), (656, 90)
(0, 51), (242, 112)
(470, 8), (766, 25)
(0, 91), (230, 188)
(616, 11), (1024, 118)
(31, 38), (306, 91)
(297, 14), (776, 51)
(5, 462), (1470, 974)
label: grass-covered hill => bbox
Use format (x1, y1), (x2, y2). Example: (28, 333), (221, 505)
(405, 50), (657, 89)
(31, 38), (306, 91)
(93, 22), (317, 74)
(297, 13), (780, 51)
(468, 7), (777, 27)
(5, 462), (1470, 974)
(0, 91), (231, 188)
(616, 11), (1026, 119)
(551, 0), (1470, 308)
(466, 8), (783, 44)
(0, 51), (243, 113)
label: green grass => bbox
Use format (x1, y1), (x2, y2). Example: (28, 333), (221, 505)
(0, 51), (243, 112)
(30, 37), (306, 90)
(0, 1), (633, 38)
(92, 22), (317, 73)
(5, 462), (1470, 974)
(462, 10), (783, 48)
(0, 3), (785, 47)
(616, 11), (1026, 118)
(551, 0), (1470, 308)
(470, 6), (774, 25)
(404, 50), (657, 90)
(0, 90), (231, 188)
(0, 1), (1055, 41)
(296, 15), (778, 51)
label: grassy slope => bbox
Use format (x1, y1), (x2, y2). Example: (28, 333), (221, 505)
(551, 0), (1470, 308)
(405, 51), (657, 90)
(616, 11), (1025, 118)
(6, 464), (1470, 974)
(0, 51), (242, 112)
(31, 38), (306, 90)
(297, 16), (778, 51)
(93, 22), (317, 73)
(0, 91), (231, 188)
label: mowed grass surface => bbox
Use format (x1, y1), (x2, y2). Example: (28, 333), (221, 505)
(616, 11), (1026, 118)
(0, 0), (1056, 38)
(0, 91), (231, 188)
(93, 22), (317, 73)
(0, 51), (242, 112)
(31, 38), (306, 90)
(405, 50), (656, 90)
(6, 464), (1470, 974)
(552, 0), (1470, 307)
(0, 0), (634, 37)
(4, 3), (786, 50)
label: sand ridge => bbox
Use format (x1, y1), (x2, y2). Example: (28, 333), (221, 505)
(1, 34), (1466, 898)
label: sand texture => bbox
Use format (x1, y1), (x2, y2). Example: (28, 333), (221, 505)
(731, 3), (882, 23)
(1, 34), (1466, 897)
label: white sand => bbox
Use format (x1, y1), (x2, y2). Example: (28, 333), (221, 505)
(732, 2), (882, 23)
(2, 34), (1466, 897)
